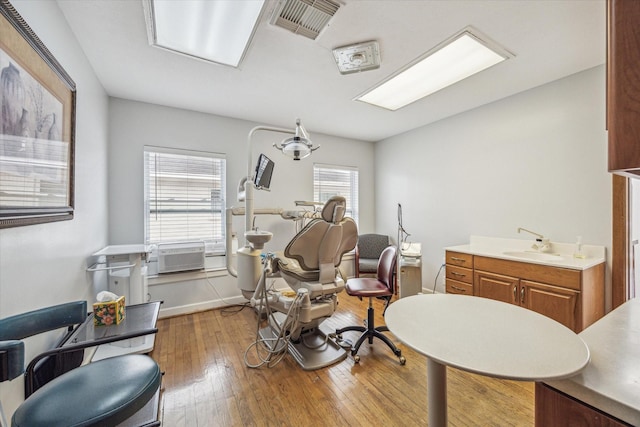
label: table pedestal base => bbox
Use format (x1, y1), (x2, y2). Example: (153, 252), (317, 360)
(428, 358), (447, 427)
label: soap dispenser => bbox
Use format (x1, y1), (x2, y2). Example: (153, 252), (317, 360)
(574, 236), (586, 259)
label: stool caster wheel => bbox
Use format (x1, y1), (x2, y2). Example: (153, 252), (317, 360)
(353, 354), (360, 363)
(399, 356), (406, 365)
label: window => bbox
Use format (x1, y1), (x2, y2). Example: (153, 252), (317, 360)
(144, 146), (226, 254)
(313, 164), (359, 224)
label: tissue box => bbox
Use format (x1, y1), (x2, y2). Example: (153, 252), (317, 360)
(93, 296), (125, 326)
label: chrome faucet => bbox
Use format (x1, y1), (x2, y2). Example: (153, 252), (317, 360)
(517, 227), (550, 252)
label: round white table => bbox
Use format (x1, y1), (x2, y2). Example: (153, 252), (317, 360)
(385, 294), (590, 427)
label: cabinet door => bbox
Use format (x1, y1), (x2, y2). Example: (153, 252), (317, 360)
(522, 280), (579, 332)
(475, 271), (519, 305)
(535, 383), (632, 427)
(608, 0), (640, 175)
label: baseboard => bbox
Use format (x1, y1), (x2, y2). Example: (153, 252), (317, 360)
(158, 296), (248, 319)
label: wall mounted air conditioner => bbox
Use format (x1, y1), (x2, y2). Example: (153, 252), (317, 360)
(157, 241), (205, 274)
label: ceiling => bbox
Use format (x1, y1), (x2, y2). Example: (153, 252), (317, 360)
(57, 0), (605, 142)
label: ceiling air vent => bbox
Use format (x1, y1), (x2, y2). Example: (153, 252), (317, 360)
(271, 0), (340, 40)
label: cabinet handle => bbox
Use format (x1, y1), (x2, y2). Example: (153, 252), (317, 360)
(451, 285), (467, 293)
(513, 285), (517, 301)
(450, 257), (466, 263)
(451, 272), (466, 278)
(520, 286), (525, 304)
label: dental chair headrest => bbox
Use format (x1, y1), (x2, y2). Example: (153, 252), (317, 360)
(321, 196), (346, 224)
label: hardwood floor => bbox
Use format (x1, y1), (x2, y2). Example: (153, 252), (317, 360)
(151, 295), (534, 426)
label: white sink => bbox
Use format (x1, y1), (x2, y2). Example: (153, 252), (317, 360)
(502, 251), (564, 261)
(245, 230), (273, 249)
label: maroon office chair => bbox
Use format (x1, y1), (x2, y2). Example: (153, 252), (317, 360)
(335, 245), (406, 364)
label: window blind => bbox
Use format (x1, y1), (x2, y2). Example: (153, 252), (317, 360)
(313, 164), (359, 224)
(144, 146), (226, 254)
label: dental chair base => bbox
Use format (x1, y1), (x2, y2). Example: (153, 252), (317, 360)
(260, 312), (347, 370)
(254, 289), (348, 370)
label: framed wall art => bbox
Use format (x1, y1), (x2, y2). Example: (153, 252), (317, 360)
(0, 0), (76, 228)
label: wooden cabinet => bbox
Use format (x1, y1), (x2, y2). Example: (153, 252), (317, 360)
(445, 251), (473, 295)
(444, 251), (605, 332)
(535, 383), (632, 427)
(607, 0), (640, 176)
(474, 256), (602, 332)
(475, 270), (580, 331)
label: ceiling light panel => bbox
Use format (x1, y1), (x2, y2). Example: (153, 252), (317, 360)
(144, 0), (265, 67)
(356, 28), (513, 111)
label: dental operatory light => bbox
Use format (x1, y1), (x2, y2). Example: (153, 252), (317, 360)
(273, 119), (319, 161)
(242, 118), (318, 239)
(356, 27), (513, 111)
(143, 0), (265, 67)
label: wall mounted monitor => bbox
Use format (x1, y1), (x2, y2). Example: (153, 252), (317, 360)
(254, 153), (274, 190)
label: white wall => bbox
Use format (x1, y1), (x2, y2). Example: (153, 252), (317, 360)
(0, 0), (109, 417)
(376, 66), (611, 301)
(107, 99), (375, 316)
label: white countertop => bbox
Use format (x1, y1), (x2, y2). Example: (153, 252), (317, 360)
(445, 236), (606, 270)
(92, 244), (152, 257)
(545, 298), (640, 425)
(385, 294), (590, 381)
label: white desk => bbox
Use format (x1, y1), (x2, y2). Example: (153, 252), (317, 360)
(385, 294), (590, 426)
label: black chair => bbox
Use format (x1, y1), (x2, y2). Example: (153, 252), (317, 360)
(336, 246), (405, 364)
(0, 301), (162, 426)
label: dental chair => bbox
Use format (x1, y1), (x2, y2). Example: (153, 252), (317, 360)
(261, 196), (357, 370)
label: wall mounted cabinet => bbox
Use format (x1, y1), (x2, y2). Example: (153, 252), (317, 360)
(607, 0), (640, 177)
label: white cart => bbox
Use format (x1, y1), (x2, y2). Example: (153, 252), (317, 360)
(88, 244), (155, 360)
(399, 242), (422, 298)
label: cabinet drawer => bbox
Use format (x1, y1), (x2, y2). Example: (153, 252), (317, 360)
(474, 256), (581, 290)
(446, 265), (473, 284)
(446, 279), (473, 295)
(446, 251), (473, 267)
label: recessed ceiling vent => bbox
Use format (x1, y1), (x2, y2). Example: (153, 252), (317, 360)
(270, 0), (340, 40)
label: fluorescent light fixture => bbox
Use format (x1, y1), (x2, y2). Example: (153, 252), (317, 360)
(143, 0), (265, 67)
(356, 28), (513, 111)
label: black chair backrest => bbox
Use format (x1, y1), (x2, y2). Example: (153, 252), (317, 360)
(377, 246), (397, 291)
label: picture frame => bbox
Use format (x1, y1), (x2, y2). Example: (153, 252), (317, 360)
(0, 0), (76, 228)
